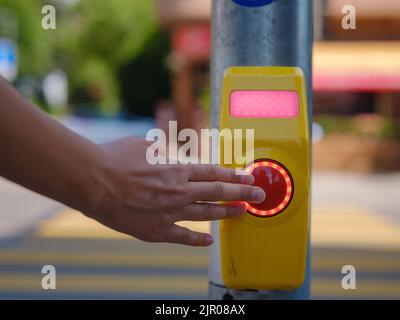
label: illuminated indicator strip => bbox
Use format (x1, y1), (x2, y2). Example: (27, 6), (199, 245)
(230, 90), (299, 118)
(244, 161), (293, 217)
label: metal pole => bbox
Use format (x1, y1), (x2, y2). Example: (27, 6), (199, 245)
(208, 0), (313, 300)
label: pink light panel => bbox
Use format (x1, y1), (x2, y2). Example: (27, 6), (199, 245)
(230, 90), (299, 118)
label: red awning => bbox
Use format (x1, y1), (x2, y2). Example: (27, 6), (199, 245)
(172, 31), (400, 92)
(172, 24), (211, 60)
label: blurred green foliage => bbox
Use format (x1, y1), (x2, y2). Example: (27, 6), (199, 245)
(0, 0), (53, 75)
(58, 0), (157, 114)
(199, 87), (211, 120)
(0, 0), (161, 115)
(315, 114), (400, 140)
(118, 29), (171, 118)
(380, 118), (400, 140)
(315, 115), (355, 135)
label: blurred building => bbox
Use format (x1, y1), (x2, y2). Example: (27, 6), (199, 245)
(155, 0), (400, 172)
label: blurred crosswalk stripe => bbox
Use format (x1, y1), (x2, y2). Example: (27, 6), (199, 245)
(0, 252), (208, 268)
(2, 251), (399, 273)
(1, 206), (399, 299)
(0, 271), (398, 299)
(312, 278), (400, 298)
(312, 255), (400, 272)
(0, 274), (207, 294)
(311, 205), (400, 250)
(36, 207), (400, 251)
(35, 209), (209, 239)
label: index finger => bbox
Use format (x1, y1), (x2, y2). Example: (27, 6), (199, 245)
(188, 164), (254, 185)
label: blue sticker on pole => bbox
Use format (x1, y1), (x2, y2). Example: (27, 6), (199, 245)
(232, 0), (278, 7)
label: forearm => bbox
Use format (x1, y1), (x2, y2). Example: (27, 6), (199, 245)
(0, 78), (265, 247)
(0, 77), (108, 213)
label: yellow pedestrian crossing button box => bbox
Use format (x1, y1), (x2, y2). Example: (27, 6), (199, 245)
(219, 66), (310, 290)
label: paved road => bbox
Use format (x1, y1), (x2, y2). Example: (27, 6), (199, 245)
(0, 117), (399, 299)
(0, 178), (61, 242)
(0, 174), (399, 299)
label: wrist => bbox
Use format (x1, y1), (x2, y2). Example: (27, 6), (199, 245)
(79, 145), (117, 221)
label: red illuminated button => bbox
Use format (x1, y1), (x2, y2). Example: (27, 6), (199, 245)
(245, 160), (293, 217)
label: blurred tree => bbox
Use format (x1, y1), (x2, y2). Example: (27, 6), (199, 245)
(0, 0), (54, 76)
(1, 0), (158, 115)
(118, 29), (171, 118)
(56, 0), (157, 115)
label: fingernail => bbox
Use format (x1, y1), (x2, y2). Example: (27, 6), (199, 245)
(204, 234), (214, 246)
(251, 188), (266, 203)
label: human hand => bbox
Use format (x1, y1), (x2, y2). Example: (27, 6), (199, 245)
(87, 137), (265, 246)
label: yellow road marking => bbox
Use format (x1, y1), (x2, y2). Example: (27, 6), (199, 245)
(312, 279), (400, 298)
(2, 250), (400, 273)
(35, 209), (210, 239)
(312, 256), (400, 272)
(0, 273), (398, 298)
(35, 206), (400, 251)
(0, 274), (207, 294)
(311, 205), (400, 250)
(0, 252), (208, 268)
(2, 205), (399, 299)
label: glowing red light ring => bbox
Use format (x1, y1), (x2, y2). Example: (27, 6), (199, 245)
(244, 160), (293, 217)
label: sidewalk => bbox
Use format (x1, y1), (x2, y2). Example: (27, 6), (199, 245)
(0, 178), (61, 242)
